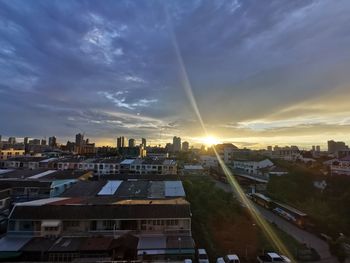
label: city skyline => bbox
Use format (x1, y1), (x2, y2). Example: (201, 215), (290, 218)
(0, 132), (343, 151)
(2, 1), (350, 148)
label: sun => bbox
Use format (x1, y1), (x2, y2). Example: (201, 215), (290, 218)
(200, 136), (220, 146)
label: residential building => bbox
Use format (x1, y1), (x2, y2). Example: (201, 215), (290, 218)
(4, 180), (194, 262)
(128, 138), (135, 148)
(29, 139), (41, 145)
(118, 146), (146, 158)
(172, 136), (181, 152)
(8, 137), (16, 145)
(4, 157), (51, 169)
(266, 145), (301, 161)
(232, 158), (274, 176)
(75, 133), (84, 146)
(200, 155), (218, 168)
(48, 136), (57, 148)
(215, 143), (239, 163)
(117, 136), (127, 149)
(183, 164), (206, 176)
(146, 147), (169, 159)
(328, 140), (348, 154)
(141, 138), (146, 148)
(182, 141), (189, 152)
(128, 159), (177, 175)
(0, 169), (92, 203)
(328, 156), (350, 176)
(0, 149), (25, 161)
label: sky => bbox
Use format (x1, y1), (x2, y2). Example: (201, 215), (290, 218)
(1, 0), (350, 149)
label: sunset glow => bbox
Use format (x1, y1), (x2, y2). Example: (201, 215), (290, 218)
(199, 136), (220, 146)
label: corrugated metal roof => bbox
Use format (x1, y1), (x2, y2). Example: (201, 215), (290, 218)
(0, 169), (13, 175)
(165, 181), (185, 197)
(120, 159), (135, 165)
(16, 197), (68, 206)
(28, 170), (56, 179)
(97, 180), (122, 195)
(0, 236), (31, 252)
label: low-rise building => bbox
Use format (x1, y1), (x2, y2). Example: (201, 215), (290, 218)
(266, 145), (301, 161)
(4, 157), (52, 169)
(215, 143), (239, 164)
(183, 164), (206, 176)
(200, 155), (218, 168)
(232, 158), (274, 176)
(0, 149), (25, 161)
(3, 179), (194, 261)
(0, 169), (92, 203)
(128, 159), (177, 175)
(329, 156), (350, 176)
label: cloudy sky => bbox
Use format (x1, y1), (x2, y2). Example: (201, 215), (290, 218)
(1, 0), (350, 148)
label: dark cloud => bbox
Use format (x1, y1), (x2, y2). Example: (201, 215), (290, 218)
(1, 0), (350, 147)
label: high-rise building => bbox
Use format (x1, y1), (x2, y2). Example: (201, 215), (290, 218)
(41, 139), (47, 146)
(328, 140), (348, 153)
(173, 136), (181, 152)
(75, 133), (84, 146)
(29, 139), (41, 145)
(24, 137), (29, 145)
(49, 136), (57, 147)
(128, 138), (135, 147)
(142, 138), (146, 147)
(8, 137), (16, 145)
(165, 143), (173, 152)
(182, 141), (189, 151)
(0, 135), (2, 142)
(117, 136), (126, 149)
(316, 145), (321, 152)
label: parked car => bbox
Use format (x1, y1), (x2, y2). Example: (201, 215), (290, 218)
(184, 259), (192, 263)
(216, 254), (240, 263)
(257, 252), (291, 262)
(198, 248), (210, 263)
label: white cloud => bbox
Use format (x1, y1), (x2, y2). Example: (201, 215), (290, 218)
(123, 75), (146, 83)
(98, 91), (157, 110)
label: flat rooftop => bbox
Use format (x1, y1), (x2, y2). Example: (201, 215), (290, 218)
(10, 198), (191, 220)
(0, 169), (91, 181)
(61, 180), (186, 200)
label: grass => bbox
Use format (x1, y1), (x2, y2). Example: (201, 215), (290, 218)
(183, 176), (304, 262)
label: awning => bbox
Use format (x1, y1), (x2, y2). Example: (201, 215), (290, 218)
(41, 220), (61, 227)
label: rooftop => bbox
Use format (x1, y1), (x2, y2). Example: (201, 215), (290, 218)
(6, 157), (50, 162)
(10, 199), (191, 220)
(61, 180), (186, 200)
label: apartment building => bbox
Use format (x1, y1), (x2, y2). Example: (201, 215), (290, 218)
(266, 146), (301, 161)
(0, 149), (25, 161)
(328, 156), (350, 176)
(232, 158), (274, 175)
(3, 180), (194, 262)
(214, 143), (239, 163)
(129, 159), (177, 175)
(4, 157), (52, 169)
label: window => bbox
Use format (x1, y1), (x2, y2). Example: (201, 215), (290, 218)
(102, 220), (115, 230)
(45, 226), (58, 231)
(65, 221), (79, 227)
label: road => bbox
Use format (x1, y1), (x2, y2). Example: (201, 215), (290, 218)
(213, 180), (338, 263)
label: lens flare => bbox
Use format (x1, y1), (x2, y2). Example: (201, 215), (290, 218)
(165, 4), (295, 261)
(200, 136), (220, 146)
